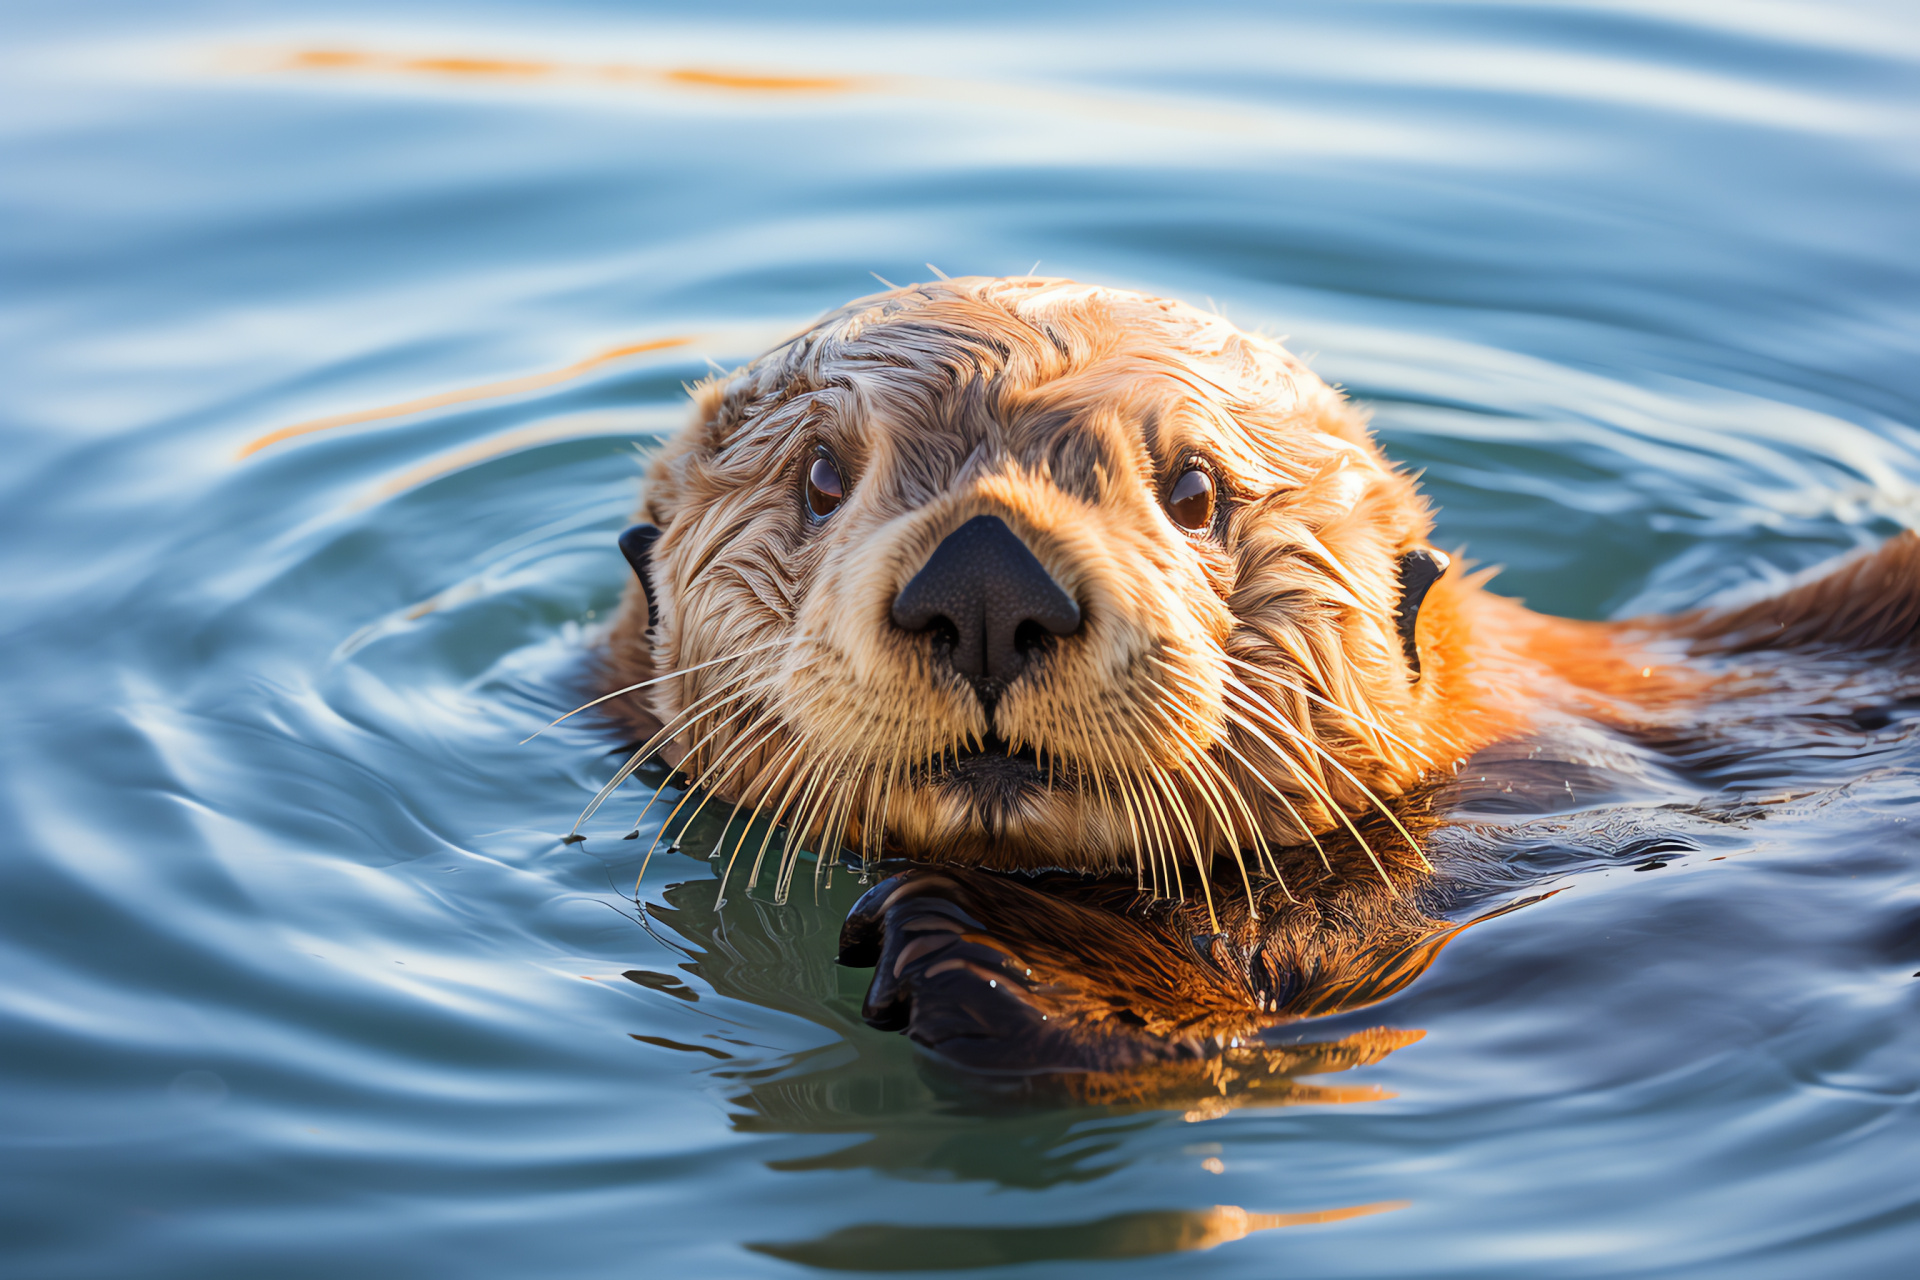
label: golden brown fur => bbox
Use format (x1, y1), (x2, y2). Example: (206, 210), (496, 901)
(606, 278), (1491, 893)
(603, 276), (1919, 905)
(597, 275), (1920, 1072)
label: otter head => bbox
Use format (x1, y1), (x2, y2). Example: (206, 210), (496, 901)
(606, 278), (1457, 893)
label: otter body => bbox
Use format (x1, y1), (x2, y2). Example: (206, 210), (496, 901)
(597, 277), (1920, 1073)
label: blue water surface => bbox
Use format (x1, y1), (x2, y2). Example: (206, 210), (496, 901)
(4, 2), (1920, 1276)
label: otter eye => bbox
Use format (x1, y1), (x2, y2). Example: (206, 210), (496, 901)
(1166, 467), (1215, 531)
(806, 450), (846, 521)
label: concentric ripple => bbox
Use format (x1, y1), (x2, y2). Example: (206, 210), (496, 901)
(2, 3), (1918, 1277)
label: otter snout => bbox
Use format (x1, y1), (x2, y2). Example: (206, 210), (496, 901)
(890, 515), (1080, 700)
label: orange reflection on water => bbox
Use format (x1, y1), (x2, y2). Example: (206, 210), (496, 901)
(230, 44), (1297, 145)
(351, 413), (642, 506)
(261, 47), (866, 95)
(660, 66), (861, 93)
(1063, 1026), (1426, 1118)
(235, 335), (693, 460)
(750, 1200), (1410, 1269)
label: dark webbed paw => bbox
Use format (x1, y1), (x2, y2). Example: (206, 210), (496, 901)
(837, 869), (1238, 1072)
(843, 873), (1050, 1049)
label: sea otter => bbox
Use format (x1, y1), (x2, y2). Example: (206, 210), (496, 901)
(591, 276), (1920, 1077)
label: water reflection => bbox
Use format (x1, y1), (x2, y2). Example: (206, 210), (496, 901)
(229, 42), (1447, 157)
(751, 1200), (1408, 1271)
(612, 682), (1910, 1155)
(235, 334), (694, 459)
(631, 863), (1438, 1189)
(252, 48), (868, 95)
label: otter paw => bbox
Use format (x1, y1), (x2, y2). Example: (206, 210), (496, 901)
(836, 869), (1203, 1073)
(839, 870), (1041, 1039)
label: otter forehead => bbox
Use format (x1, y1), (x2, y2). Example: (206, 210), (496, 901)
(703, 278), (1338, 501)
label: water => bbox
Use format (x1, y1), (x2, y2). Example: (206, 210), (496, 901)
(4, 3), (1919, 1275)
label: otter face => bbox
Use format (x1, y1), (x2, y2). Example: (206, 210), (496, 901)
(608, 278), (1451, 892)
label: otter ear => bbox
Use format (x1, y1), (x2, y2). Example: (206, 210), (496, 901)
(1394, 549), (1450, 680)
(618, 523), (662, 627)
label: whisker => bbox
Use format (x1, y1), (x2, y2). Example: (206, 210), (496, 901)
(809, 759), (865, 898)
(1123, 770), (1164, 897)
(715, 731), (812, 907)
(1144, 668), (1321, 890)
(776, 752), (843, 903)
(856, 746), (893, 869)
(747, 731), (829, 896)
(1220, 652), (1435, 766)
(1141, 757), (1217, 932)
(1156, 664), (1347, 872)
(1110, 715), (1177, 896)
(616, 648), (829, 856)
(1184, 729), (1294, 905)
(871, 761), (898, 874)
(817, 740), (879, 893)
(683, 713), (792, 853)
(1198, 723), (1310, 891)
(567, 673), (764, 836)
(1213, 686), (1384, 881)
(1135, 677), (1279, 914)
(1070, 699), (1142, 889)
(1186, 687), (1337, 875)
(1216, 674), (1431, 873)
(1214, 685), (1401, 887)
(795, 761), (850, 897)
(628, 696), (777, 891)
(1129, 729), (1185, 898)
(522, 638), (784, 743)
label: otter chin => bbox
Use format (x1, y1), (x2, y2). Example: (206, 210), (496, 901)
(595, 275), (1920, 917)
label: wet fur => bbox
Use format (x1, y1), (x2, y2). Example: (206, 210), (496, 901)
(608, 278), (1517, 889)
(600, 276), (1920, 1070)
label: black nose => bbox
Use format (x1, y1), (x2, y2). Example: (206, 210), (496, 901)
(890, 515), (1081, 694)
